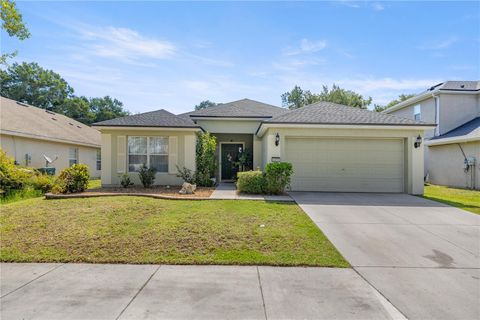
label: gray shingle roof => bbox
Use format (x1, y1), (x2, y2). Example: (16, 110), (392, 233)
(430, 117), (480, 141)
(183, 98), (287, 118)
(438, 81), (480, 91)
(264, 101), (435, 126)
(0, 96), (100, 147)
(93, 109), (199, 128)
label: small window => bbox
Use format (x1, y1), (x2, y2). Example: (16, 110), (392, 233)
(69, 148), (78, 167)
(149, 137), (168, 172)
(414, 105), (421, 121)
(96, 150), (101, 171)
(128, 137), (147, 172)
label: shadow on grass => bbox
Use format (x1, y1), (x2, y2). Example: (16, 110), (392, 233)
(422, 195), (480, 214)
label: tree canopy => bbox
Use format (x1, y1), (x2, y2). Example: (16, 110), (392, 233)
(373, 94), (415, 112)
(194, 100), (217, 111)
(0, 61), (130, 124)
(281, 84), (372, 109)
(1, 0), (30, 64)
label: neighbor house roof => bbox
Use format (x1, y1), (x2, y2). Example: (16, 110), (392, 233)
(0, 96), (100, 148)
(384, 80), (480, 114)
(182, 98), (288, 118)
(93, 109), (200, 128)
(261, 101), (435, 127)
(426, 117), (480, 146)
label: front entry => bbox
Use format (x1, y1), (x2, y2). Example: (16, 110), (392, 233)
(221, 143), (243, 181)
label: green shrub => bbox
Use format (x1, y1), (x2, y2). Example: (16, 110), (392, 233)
(0, 150), (31, 192)
(120, 173), (133, 188)
(195, 132), (216, 187)
(176, 166), (196, 184)
(29, 172), (55, 193)
(52, 164), (90, 194)
(139, 164), (156, 188)
(264, 162), (293, 195)
(236, 171), (265, 194)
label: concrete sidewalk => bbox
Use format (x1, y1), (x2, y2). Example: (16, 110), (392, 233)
(0, 263), (404, 320)
(210, 182), (293, 201)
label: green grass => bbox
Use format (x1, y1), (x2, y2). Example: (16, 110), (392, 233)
(88, 178), (101, 189)
(0, 187), (44, 205)
(0, 197), (348, 267)
(423, 184), (480, 215)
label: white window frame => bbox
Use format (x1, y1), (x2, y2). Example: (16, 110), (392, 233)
(414, 105), (421, 121)
(69, 147), (78, 167)
(128, 136), (169, 173)
(96, 150), (101, 170)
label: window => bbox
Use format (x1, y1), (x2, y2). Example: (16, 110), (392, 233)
(128, 136), (168, 172)
(69, 148), (78, 167)
(414, 105), (421, 121)
(96, 150), (101, 171)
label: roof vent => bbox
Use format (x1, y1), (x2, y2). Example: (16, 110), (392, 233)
(45, 110), (55, 115)
(69, 123), (73, 126)
(77, 125), (82, 128)
(460, 84), (465, 88)
(51, 117), (57, 121)
(16, 101), (29, 107)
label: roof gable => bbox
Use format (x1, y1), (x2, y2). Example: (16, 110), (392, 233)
(184, 99), (287, 118)
(93, 109), (199, 128)
(0, 96), (100, 147)
(265, 101), (433, 126)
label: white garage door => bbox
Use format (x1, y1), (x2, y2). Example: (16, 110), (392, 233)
(285, 137), (405, 192)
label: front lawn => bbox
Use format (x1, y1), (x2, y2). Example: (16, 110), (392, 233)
(0, 197), (348, 267)
(424, 184), (480, 215)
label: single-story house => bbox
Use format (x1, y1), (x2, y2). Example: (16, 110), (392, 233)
(93, 99), (435, 194)
(0, 96), (101, 177)
(384, 80), (479, 189)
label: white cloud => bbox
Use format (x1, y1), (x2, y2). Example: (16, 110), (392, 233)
(371, 2), (385, 11)
(80, 26), (176, 61)
(418, 37), (458, 50)
(284, 39), (327, 56)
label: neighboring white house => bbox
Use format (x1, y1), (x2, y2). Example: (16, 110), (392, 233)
(384, 81), (480, 190)
(93, 99), (434, 195)
(0, 96), (101, 177)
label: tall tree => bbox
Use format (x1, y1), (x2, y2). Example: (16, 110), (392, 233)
(57, 96), (95, 125)
(194, 100), (217, 111)
(89, 96), (129, 123)
(373, 94), (415, 112)
(281, 84), (372, 109)
(0, 62), (74, 110)
(1, 0), (30, 64)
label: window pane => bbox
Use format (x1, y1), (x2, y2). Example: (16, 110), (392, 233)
(69, 159), (77, 167)
(149, 137), (168, 154)
(128, 137), (147, 154)
(69, 147), (78, 160)
(128, 155), (147, 172)
(150, 155), (168, 172)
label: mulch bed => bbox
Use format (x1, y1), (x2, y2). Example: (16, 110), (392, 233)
(46, 186), (215, 200)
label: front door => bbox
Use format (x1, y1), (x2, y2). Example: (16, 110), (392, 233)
(221, 144), (242, 181)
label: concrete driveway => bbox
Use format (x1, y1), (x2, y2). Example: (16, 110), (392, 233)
(290, 192), (480, 320)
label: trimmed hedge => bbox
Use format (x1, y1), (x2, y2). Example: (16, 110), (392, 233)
(236, 171), (265, 194)
(236, 162), (293, 195)
(52, 164), (90, 194)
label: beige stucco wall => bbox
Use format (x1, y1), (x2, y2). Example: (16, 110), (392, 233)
(194, 119), (262, 134)
(389, 97), (436, 139)
(439, 94), (479, 135)
(100, 129), (197, 186)
(427, 141), (480, 190)
(259, 127), (425, 195)
(0, 134), (101, 177)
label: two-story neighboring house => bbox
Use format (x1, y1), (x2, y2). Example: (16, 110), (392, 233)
(384, 81), (479, 190)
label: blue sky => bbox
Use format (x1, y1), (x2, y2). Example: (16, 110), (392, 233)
(2, 1), (479, 114)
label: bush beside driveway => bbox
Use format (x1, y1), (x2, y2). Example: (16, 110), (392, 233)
(0, 197), (348, 267)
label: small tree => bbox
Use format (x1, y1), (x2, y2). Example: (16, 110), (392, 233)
(195, 132), (217, 186)
(139, 164), (156, 188)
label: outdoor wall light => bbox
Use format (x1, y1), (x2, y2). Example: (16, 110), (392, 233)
(414, 135), (422, 148)
(275, 133), (280, 146)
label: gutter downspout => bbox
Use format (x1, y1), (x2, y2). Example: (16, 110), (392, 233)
(432, 94), (440, 136)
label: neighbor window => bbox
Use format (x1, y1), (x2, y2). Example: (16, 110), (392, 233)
(128, 136), (168, 172)
(414, 105), (421, 121)
(69, 148), (78, 167)
(96, 150), (101, 171)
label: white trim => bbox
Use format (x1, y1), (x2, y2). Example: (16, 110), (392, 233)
(425, 136), (480, 146)
(219, 141), (245, 181)
(94, 126), (201, 132)
(256, 123), (436, 137)
(0, 129), (100, 148)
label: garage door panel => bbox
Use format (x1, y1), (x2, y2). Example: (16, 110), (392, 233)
(286, 138), (405, 193)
